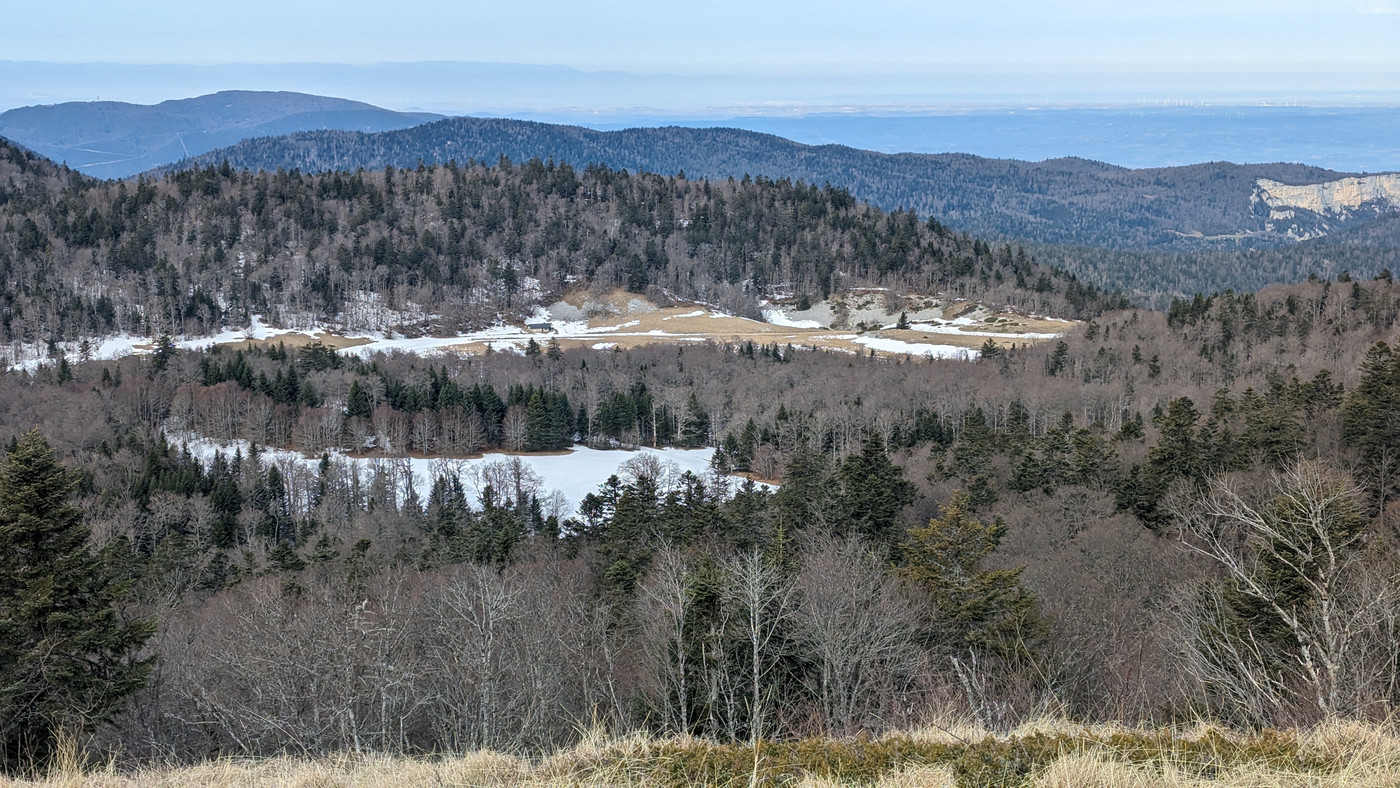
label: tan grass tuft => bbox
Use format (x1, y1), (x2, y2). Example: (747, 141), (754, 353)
(1296, 717), (1400, 769)
(873, 764), (960, 787)
(1031, 752), (1185, 788)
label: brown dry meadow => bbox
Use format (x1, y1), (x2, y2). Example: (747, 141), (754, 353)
(8, 718), (1400, 787)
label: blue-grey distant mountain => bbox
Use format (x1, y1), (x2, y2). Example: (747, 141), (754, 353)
(0, 90), (442, 179)
(163, 116), (1400, 252)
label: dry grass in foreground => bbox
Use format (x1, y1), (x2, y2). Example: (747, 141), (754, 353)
(7, 718), (1400, 787)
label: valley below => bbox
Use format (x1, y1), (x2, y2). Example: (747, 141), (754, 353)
(6, 84), (1400, 788)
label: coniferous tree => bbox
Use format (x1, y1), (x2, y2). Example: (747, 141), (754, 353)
(680, 392), (711, 448)
(0, 430), (155, 772)
(772, 446), (831, 533)
(901, 490), (1042, 663)
(1342, 342), (1400, 504)
(950, 408), (995, 475)
(346, 379), (373, 419)
(837, 435), (917, 548)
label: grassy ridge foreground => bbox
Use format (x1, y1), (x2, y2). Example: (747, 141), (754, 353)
(8, 720), (1400, 787)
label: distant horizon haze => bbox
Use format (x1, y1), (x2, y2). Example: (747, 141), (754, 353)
(4, 60), (1400, 117)
(4, 87), (1400, 173)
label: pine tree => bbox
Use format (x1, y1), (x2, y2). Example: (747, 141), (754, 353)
(680, 392), (711, 448)
(837, 435), (917, 548)
(0, 430), (154, 772)
(346, 379), (373, 419)
(901, 490), (1042, 662)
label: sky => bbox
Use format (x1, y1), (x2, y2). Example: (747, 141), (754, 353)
(3, 0), (1399, 117)
(7, 0), (1400, 76)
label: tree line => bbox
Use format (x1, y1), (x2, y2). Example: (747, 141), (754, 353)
(0, 136), (1119, 368)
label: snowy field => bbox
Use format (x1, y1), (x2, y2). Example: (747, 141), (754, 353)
(4, 296), (1067, 372)
(760, 307), (827, 329)
(175, 433), (765, 518)
(851, 336), (974, 359)
(898, 319), (1062, 340)
(2, 314), (359, 373)
(2, 307), (749, 372)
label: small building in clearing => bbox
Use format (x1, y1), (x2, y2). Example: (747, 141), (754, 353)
(525, 319), (554, 333)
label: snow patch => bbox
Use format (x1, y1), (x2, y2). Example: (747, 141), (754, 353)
(902, 321), (1061, 340)
(761, 307), (826, 329)
(176, 432), (765, 516)
(853, 336), (973, 359)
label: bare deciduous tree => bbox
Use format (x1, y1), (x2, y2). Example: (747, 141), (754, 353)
(410, 410), (438, 455)
(295, 406), (344, 454)
(722, 548), (794, 759)
(431, 565), (524, 750)
(372, 405), (409, 456)
(792, 534), (922, 735)
(502, 405), (530, 453)
(634, 546), (694, 734)
(1173, 460), (1400, 722)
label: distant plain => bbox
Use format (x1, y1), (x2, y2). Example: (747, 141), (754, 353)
(573, 105), (1400, 173)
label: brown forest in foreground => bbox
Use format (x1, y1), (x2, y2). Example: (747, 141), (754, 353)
(4, 272), (1400, 775)
(6, 136), (1400, 777)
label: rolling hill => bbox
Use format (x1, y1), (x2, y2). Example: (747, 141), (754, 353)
(162, 116), (1400, 253)
(0, 90), (441, 179)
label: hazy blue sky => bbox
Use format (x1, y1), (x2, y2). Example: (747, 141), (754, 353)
(8, 0), (1400, 75)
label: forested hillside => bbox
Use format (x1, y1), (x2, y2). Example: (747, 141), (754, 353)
(1029, 219), (1400, 305)
(157, 117), (1400, 301)
(10, 133), (1400, 778)
(0, 91), (441, 179)
(6, 267), (1400, 767)
(163, 117), (1392, 253)
(0, 135), (1114, 357)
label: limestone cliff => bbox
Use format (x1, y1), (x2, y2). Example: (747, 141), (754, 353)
(1257, 174), (1400, 217)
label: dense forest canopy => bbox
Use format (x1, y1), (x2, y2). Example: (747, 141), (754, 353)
(5, 267), (1400, 765)
(158, 117), (1357, 251)
(0, 135), (1115, 355)
(153, 118), (1400, 302)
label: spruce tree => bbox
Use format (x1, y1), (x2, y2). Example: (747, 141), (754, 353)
(837, 435), (917, 548)
(901, 491), (1042, 663)
(346, 379), (373, 419)
(0, 430), (154, 772)
(680, 392), (711, 448)
(1342, 342), (1400, 486)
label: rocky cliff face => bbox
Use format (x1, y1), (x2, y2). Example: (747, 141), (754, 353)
(1257, 174), (1400, 217)
(1250, 174), (1400, 242)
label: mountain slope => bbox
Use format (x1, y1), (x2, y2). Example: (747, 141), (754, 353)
(0, 141), (1115, 357)
(0, 91), (441, 179)
(163, 116), (1397, 251)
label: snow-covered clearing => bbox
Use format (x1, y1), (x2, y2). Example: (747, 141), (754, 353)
(3, 314), (360, 373)
(900, 320), (1061, 340)
(760, 307), (827, 329)
(852, 336), (974, 359)
(5, 292), (1068, 373)
(176, 433), (767, 517)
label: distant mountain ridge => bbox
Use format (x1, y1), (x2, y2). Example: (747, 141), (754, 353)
(161, 116), (1399, 252)
(0, 90), (441, 179)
